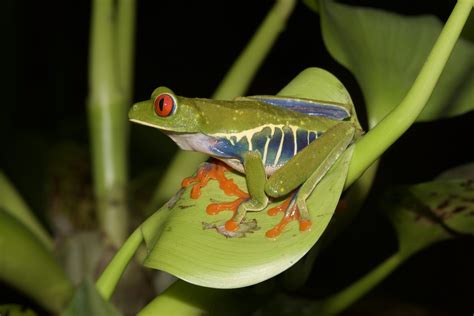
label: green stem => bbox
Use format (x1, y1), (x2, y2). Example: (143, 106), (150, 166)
(95, 226), (143, 300)
(345, 0), (473, 189)
(146, 0), (297, 210)
(213, 0), (297, 99)
(89, 0), (135, 246)
(316, 253), (403, 315)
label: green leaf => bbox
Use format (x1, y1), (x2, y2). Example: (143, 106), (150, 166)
(384, 177), (474, 257)
(140, 68), (355, 288)
(0, 209), (73, 312)
(0, 170), (52, 249)
(0, 305), (37, 316)
(436, 162), (474, 181)
(137, 281), (252, 316)
(317, 0), (474, 125)
(62, 279), (121, 316)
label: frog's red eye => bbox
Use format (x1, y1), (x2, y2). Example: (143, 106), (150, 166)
(154, 93), (176, 117)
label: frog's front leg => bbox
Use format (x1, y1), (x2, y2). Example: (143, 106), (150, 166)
(225, 151), (269, 231)
(265, 122), (356, 235)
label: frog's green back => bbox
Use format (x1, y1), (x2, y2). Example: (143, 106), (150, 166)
(188, 97), (340, 135)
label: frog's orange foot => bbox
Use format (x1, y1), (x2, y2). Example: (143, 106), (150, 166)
(182, 160), (247, 199)
(206, 195), (250, 232)
(266, 193), (312, 238)
(182, 160), (251, 233)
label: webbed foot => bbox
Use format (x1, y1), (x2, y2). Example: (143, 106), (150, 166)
(182, 160), (250, 230)
(266, 192), (312, 238)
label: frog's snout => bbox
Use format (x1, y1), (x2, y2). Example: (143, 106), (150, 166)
(128, 100), (150, 120)
(128, 104), (139, 119)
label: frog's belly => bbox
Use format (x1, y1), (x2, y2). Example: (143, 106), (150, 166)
(217, 157), (279, 176)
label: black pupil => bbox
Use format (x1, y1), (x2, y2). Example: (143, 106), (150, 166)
(159, 97), (165, 111)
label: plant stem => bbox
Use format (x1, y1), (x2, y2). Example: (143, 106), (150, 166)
(89, 0), (136, 246)
(316, 252), (403, 315)
(146, 0), (297, 210)
(96, 226), (143, 300)
(213, 0), (297, 99)
(345, 0), (473, 189)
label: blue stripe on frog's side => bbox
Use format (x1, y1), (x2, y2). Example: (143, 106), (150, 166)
(251, 97), (350, 120)
(210, 126), (321, 169)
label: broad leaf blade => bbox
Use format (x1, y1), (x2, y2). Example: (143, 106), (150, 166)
(142, 148), (353, 288)
(140, 68), (356, 288)
(317, 0), (474, 125)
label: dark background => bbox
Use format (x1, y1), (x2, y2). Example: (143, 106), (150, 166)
(2, 0), (473, 314)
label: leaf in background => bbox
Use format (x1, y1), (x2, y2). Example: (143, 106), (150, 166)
(0, 209), (72, 312)
(436, 162), (474, 181)
(0, 171), (52, 248)
(62, 279), (121, 316)
(139, 68), (355, 288)
(137, 280), (253, 316)
(383, 176), (474, 257)
(311, 0), (474, 125)
(0, 305), (37, 316)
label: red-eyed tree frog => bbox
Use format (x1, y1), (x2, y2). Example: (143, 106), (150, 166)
(129, 87), (363, 237)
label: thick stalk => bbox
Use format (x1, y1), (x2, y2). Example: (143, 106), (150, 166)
(88, 0), (135, 246)
(116, 0), (136, 102)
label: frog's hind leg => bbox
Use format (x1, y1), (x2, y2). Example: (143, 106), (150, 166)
(225, 151), (269, 231)
(264, 123), (355, 237)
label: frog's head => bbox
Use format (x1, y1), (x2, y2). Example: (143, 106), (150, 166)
(129, 86), (202, 133)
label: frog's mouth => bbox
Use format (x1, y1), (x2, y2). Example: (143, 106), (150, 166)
(129, 118), (182, 132)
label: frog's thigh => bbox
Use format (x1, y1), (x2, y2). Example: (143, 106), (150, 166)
(265, 122), (355, 199)
(241, 151), (269, 211)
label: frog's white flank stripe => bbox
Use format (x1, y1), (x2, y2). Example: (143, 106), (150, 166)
(262, 133), (271, 164)
(273, 127), (285, 167)
(290, 126), (298, 156)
